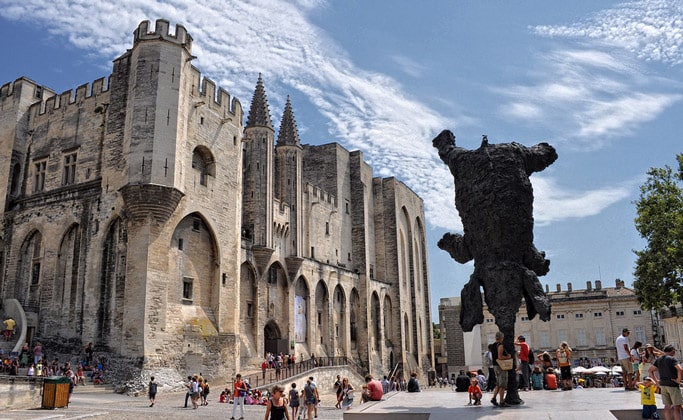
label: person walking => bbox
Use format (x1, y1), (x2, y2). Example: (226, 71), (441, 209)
(148, 376), (158, 407)
(616, 328), (636, 390)
(648, 345), (683, 420)
(340, 378), (355, 410)
(288, 383), (300, 420)
(263, 384), (290, 420)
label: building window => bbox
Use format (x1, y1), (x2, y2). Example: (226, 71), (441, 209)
(192, 219), (201, 231)
(317, 312), (322, 326)
(635, 326), (646, 343)
(593, 312), (603, 317)
(575, 313), (584, 319)
(247, 302), (253, 318)
(346, 202), (349, 214)
(616, 311), (625, 317)
(556, 314), (565, 319)
(539, 331), (550, 348)
(486, 318), (494, 323)
(577, 329), (587, 346)
(33, 159), (46, 192)
(633, 310), (642, 316)
(521, 316), (529, 321)
(325, 222), (329, 235)
(369, 264), (374, 279)
(311, 247), (315, 259)
(31, 262), (41, 285)
(62, 152), (77, 185)
(182, 277), (193, 303)
(178, 238), (184, 251)
(595, 327), (606, 346)
(557, 329), (568, 344)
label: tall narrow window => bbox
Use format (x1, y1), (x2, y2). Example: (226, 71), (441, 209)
(63, 152), (77, 185)
(182, 277), (194, 304)
(34, 160), (47, 192)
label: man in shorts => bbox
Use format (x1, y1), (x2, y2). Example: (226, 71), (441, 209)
(649, 345), (683, 420)
(616, 328), (635, 390)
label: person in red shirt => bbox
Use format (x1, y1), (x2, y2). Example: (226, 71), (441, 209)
(514, 335), (531, 391)
(361, 374), (383, 402)
(231, 373), (247, 420)
(545, 368), (558, 390)
(468, 377), (483, 405)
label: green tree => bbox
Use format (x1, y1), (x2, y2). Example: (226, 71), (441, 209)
(433, 323), (441, 339)
(633, 153), (683, 310)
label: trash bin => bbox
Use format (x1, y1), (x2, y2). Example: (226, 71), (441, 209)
(42, 376), (71, 409)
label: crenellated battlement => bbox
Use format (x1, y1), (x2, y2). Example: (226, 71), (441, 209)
(0, 77), (55, 102)
(33, 77), (110, 116)
(195, 76), (242, 121)
(305, 182), (338, 209)
(133, 19), (193, 53)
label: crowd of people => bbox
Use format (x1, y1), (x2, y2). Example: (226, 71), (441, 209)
(464, 327), (682, 420)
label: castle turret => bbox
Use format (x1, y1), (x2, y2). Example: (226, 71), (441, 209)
(242, 75), (275, 247)
(275, 96), (303, 255)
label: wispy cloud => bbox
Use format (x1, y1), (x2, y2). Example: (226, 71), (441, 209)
(533, 0), (683, 65)
(495, 48), (682, 151)
(0, 0), (651, 232)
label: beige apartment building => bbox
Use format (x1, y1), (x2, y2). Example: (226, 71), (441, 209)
(440, 279), (661, 374)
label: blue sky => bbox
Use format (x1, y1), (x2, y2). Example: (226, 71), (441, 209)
(1, 1), (682, 321)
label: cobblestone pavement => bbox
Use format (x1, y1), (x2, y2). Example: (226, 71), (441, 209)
(0, 386), (647, 419)
(0, 384), (354, 420)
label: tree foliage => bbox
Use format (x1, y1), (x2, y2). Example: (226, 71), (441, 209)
(633, 154), (683, 310)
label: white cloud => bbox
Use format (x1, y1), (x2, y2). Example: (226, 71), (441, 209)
(533, 0), (683, 65)
(531, 175), (633, 225)
(0, 0), (656, 233)
(494, 48), (682, 150)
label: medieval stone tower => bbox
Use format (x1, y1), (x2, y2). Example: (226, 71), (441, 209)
(0, 19), (433, 382)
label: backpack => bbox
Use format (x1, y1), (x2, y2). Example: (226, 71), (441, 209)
(149, 382), (158, 394)
(528, 348), (534, 361)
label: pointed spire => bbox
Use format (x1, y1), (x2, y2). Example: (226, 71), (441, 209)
(245, 73), (273, 129)
(277, 96), (301, 146)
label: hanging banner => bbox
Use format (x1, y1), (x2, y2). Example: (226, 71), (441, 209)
(295, 295), (307, 342)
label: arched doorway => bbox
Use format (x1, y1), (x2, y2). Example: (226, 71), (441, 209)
(264, 320), (288, 355)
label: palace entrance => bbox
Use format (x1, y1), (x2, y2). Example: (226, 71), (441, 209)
(264, 320), (289, 355)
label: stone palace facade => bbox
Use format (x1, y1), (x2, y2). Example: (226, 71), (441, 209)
(0, 19), (433, 380)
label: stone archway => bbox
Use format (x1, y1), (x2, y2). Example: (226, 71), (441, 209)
(264, 320), (288, 355)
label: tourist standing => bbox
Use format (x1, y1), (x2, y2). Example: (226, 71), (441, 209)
(640, 344), (663, 381)
(231, 373), (247, 420)
(148, 376), (157, 407)
(631, 341), (643, 382)
(491, 331), (511, 407)
(514, 335), (531, 391)
(649, 345), (683, 420)
(556, 341), (572, 390)
(616, 328), (635, 390)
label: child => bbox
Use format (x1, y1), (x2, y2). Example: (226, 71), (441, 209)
(468, 377), (483, 405)
(531, 366), (544, 390)
(637, 376), (659, 419)
(545, 368), (558, 390)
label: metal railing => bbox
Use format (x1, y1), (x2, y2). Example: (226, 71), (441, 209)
(239, 357), (357, 389)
